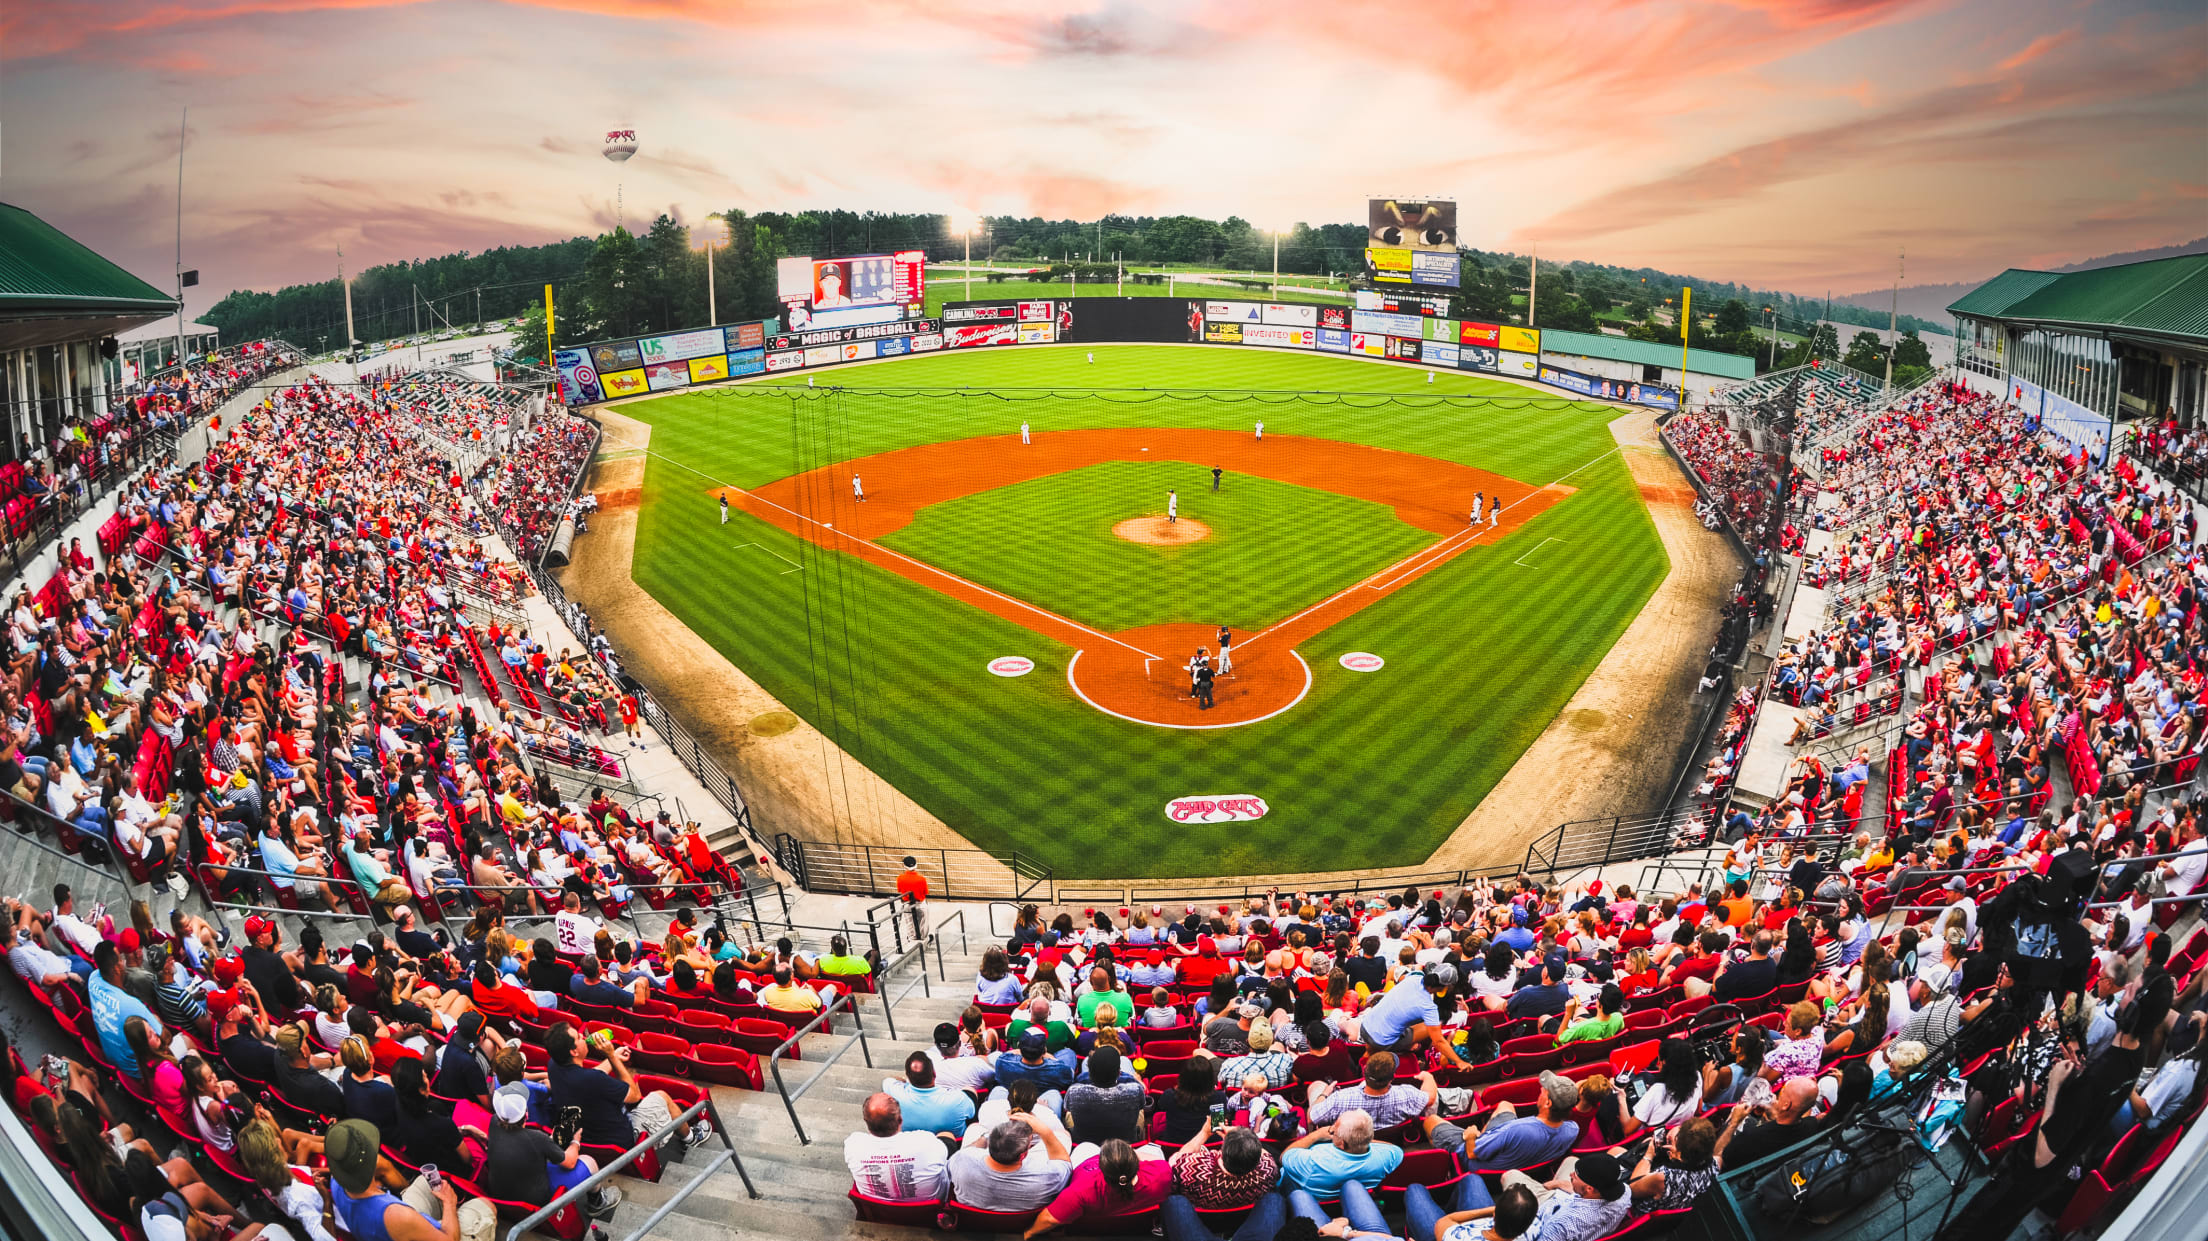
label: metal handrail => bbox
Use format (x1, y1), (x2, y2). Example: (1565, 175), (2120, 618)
(499, 1093), (756, 1241)
(874, 934), (933, 1041)
(766, 989), (872, 1145)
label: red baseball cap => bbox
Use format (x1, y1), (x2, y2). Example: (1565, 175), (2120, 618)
(212, 955), (246, 985)
(207, 988), (241, 1021)
(118, 929), (141, 952)
(243, 915), (274, 940)
(1197, 935), (1218, 955)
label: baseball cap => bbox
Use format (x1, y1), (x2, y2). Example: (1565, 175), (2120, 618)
(493, 1088), (529, 1125)
(1575, 1151), (1627, 1201)
(206, 988), (241, 1022)
(1538, 1070), (1580, 1115)
(118, 929), (140, 952)
(1018, 1028), (1049, 1054)
(243, 915), (274, 940)
(326, 1119), (382, 1194)
(212, 955), (245, 985)
(1196, 936), (1218, 955)
(273, 1024), (305, 1057)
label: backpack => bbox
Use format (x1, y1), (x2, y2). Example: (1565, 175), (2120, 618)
(1754, 1120), (1915, 1226)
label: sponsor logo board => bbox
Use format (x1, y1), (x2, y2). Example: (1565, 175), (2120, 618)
(726, 322), (765, 350)
(946, 322), (1017, 349)
(1461, 345), (1498, 372)
(1206, 301), (1264, 323)
(1260, 303), (1318, 327)
(637, 329), (726, 364)
(1350, 332), (1386, 357)
(1017, 321), (1057, 344)
(686, 355), (730, 383)
(1352, 309), (1424, 338)
(910, 332), (944, 352)
(764, 350), (804, 372)
(877, 337), (910, 357)
(1423, 317), (1460, 342)
(986, 656), (1034, 677)
(1498, 349), (1539, 377)
(1498, 326), (1540, 354)
(1018, 300), (1054, 323)
(840, 340), (879, 362)
(1386, 336), (1422, 361)
(1339, 652), (1385, 672)
(590, 340), (643, 372)
(1165, 795), (1270, 823)
(1424, 341), (1459, 366)
(1460, 322), (1502, 347)
(643, 361), (691, 391)
(727, 348), (765, 376)
(943, 303), (1020, 323)
(1316, 305), (1350, 330)
(599, 368), (648, 396)
(1204, 322), (1244, 343)
(1241, 325), (1313, 349)
(803, 345), (841, 368)
(1316, 328), (1350, 353)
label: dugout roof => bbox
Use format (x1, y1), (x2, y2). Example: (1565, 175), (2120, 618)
(0, 202), (179, 350)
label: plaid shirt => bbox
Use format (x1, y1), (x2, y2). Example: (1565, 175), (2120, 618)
(1217, 1050), (1295, 1090)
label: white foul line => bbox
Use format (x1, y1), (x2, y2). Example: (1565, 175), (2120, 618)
(731, 542), (803, 574)
(1513, 537), (1563, 567)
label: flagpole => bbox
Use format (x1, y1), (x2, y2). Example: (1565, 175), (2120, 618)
(174, 107), (187, 370)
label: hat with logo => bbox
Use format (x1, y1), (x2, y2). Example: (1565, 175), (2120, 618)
(212, 954), (246, 985)
(1018, 1028), (1049, 1055)
(1575, 1151), (1627, 1201)
(243, 915), (274, 941)
(326, 1119), (382, 1194)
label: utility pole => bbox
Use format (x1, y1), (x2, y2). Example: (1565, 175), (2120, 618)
(173, 108), (187, 372)
(965, 225), (973, 303)
(339, 243), (357, 384)
(1271, 230), (1280, 300)
(1884, 248), (1903, 392)
(475, 287), (482, 335)
(1527, 243), (1538, 329)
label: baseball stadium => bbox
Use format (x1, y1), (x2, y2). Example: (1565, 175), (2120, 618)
(2, 5), (2205, 1241)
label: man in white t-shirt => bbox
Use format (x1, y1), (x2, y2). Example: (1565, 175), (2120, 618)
(2161, 820), (2207, 898)
(924, 1023), (996, 1096)
(846, 1093), (950, 1202)
(552, 891), (601, 957)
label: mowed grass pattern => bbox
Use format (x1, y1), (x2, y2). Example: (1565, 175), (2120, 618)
(621, 344), (1665, 877)
(879, 461), (1435, 632)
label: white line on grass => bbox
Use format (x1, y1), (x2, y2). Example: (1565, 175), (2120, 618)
(1512, 537), (1563, 567)
(731, 542), (803, 574)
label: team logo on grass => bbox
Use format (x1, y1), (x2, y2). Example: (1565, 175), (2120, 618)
(1166, 795), (1269, 823)
(987, 656), (1035, 677)
(1339, 652), (1385, 672)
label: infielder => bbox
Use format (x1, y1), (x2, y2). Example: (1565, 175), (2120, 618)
(1489, 504), (1500, 530)
(852, 474), (866, 503)
(719, 495), (729, 525)
(1469, 492), (1483, 524)
(1255, 420), (1264, 441)
(1216, 625), (1234, 675)
(1167, 489), (1178, 523)
(1020, 421), (1031, 445)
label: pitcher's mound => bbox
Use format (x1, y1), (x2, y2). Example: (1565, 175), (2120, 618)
(1114, 516), (1211, 546)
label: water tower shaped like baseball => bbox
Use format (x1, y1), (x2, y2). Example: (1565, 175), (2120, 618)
(602, 127), (638, 162)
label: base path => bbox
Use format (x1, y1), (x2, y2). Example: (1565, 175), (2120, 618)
(716, 429), (1569, 728)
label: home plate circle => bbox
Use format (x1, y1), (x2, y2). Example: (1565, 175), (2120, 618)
(1339, 652), (1385, 672)
(987, 656), (1035, 678)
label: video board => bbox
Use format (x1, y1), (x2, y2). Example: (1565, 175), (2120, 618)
(1365, 198), (1459, 289)
(777, 250), (927, 332)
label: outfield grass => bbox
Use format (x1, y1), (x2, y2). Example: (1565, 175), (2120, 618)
(621, 345), (1665, 878)
(880, 462), (1435, 632)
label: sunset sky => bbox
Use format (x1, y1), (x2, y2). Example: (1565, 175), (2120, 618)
(3, 0), (2202, 319)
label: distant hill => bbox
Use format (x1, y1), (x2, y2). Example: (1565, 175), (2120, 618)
(1834, 236), (2208, 326)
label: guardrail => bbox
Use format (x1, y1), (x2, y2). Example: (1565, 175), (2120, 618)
(781, 837), (1049, 902)
(500, 1092), (756, 1241)
(766, 989), (873, 1145)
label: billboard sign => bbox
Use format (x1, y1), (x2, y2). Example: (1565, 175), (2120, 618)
(1498, 350), (1538, 377)
(1350, 332), (1386, 357)
(1368, 198), (1456, 252)
(1316, 305), (1350, 330)
(1262, 303), (1318, 327)
(1423, 317), (1460, 342)
(687, 355), (730, 383)
(589, 340), (643, 372)
(727, 348), (765, 376)
(600, 368), (649, 397)
(1461, 322), (1502, 347)
(637, 328), (726, 365)
(1424, 340), (1459, 366)
(765, 349), (804, 372)
(1204, 322), (1245, 344)
(839, 340), (880, 362)
(1242, 325), (1314, 349)
(642, 360), (691, 391)
(726, 322), (765, 350)
(1499, 326), (1540, 354)
(1386, 337), (1422, 361)
(946, 322), (1017, 349)
(1352, 309), (1424, 338)
(1409, 251), (1460, 288)
(1017, 321), (1057, 344)
(1205, 301), (1264, 323)
(770, 317), (941, 350)
(553, 349), (603, 405)
(1365, 247), (1414, 282)
(910, 332), (944, 353)
(877, 337), (911, 357)
(944, 303), (1020, 323)
(1461, 346), (1499, 373)
(1018, 300), (1054, 322)
(1316, 328), (1350, 353)
(803, 345), (840, 368)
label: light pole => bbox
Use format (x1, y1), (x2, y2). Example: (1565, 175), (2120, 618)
(965, 220), (977, 303)
(1271, 227), (1281, 299)
(702, 212), (725, 327)
(1764, 306), (1777, 369)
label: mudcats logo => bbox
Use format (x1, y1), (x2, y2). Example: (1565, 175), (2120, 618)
(1165, 795), (1270, 823)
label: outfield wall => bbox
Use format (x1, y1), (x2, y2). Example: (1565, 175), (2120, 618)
(560, 296), (1726, 411)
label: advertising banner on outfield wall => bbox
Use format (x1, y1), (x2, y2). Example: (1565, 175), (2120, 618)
(1261, 303), (1318, 327)
(1461, 322), (1502, 347)
(1349, 332), (1385, 357)
(1498, 349), (1539, 377)
(687, 355), (730, 383)
(1352, 309), (1424, 339)
(1204, 322), (1244, 343)
(1425, 341), (1459, 367)
(1538, 364), (1680, 409)
(601, 369), (649, 397)
(1423, 317), (1459, 342)
(947, 322), (1018, 349)
(944, 302), (1020, 323)
(803, 345), (840, 368)
(766, 350), (803, 372)
(1206, 301), (1264, 324)
(643, 361), (691, 391)
(553, 349), (604, 406)
(589, 340), (643, 372)
(638, 328), (726, 365)
(726, 322), (764, 351)
(728, 348), (766, 376)
(911, 332), (944, 353)
(1242, 325), (1314, 349)
(1461, 346), (1498, 373)
(877, 337), (910, 357)
(1017, 321), (1057, 343)
(1499, 326), (1540, 354)
(1317, 328), (1350, 353)
(1317, 305), (1350, 330)
(1019, 300), (1054, 322)
(840, 340), (880, 362)
(1386, 336), (1422, 361)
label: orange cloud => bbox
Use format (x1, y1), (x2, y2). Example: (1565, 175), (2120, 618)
(1996, 27), (2077, 71)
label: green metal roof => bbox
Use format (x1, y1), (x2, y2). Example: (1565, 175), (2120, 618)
(1538, 327), (1757, 380)
(0, 202), (177, 313)
(1945, 268), (2062, 318)
(1996, 254), (2208, 343)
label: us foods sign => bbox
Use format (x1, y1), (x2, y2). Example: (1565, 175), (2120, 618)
(1166, 795), (1270, 823)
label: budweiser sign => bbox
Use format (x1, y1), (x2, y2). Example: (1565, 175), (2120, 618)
(1165, 795), (1270, 824)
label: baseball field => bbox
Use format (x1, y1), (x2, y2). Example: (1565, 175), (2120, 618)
(616, 344), (1667, 878)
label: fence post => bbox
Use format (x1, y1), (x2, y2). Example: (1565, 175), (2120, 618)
(940, 848), (951, 902)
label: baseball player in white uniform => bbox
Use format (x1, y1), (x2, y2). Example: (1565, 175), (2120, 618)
(1020, 421), (1031, 445)
(1167, 490), (1178, 523)
(852, 475), (866, 503)
(1469, 493), (1483, 525)
(1255, 420), (1264, 441)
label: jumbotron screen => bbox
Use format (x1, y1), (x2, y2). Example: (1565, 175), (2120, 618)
(777, 251), (926, 331)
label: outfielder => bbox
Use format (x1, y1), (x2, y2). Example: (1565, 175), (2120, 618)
(1255, 420), (1264, 441)
(1087, 351), (1094, 363)
(1167, 489), (1178, 523)
(1020, 421), (1031, 445)
(852, 474), (866, 503)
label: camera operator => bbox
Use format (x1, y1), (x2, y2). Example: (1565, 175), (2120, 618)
(1700, 1026), (1768, 1110)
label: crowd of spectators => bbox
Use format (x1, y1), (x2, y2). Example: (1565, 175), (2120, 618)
(1665, 414), (1778, 549)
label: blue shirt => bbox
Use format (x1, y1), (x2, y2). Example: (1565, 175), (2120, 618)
(89, 971), (161, 1078)
(1496, 926), (1538, 953)
(1359, 977), (1440, 1048)
(991, 1050), (1075, 1094)
(1469, 1113), (1578, 1171)
(1280, 1141), (1402, 1196)
(886, 1080), (977, 1137)
(259, 833), (300, 888)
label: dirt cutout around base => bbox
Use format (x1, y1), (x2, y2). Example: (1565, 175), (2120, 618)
(714, 428), (1569, 729)
(1113, 516), (1210, 546)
